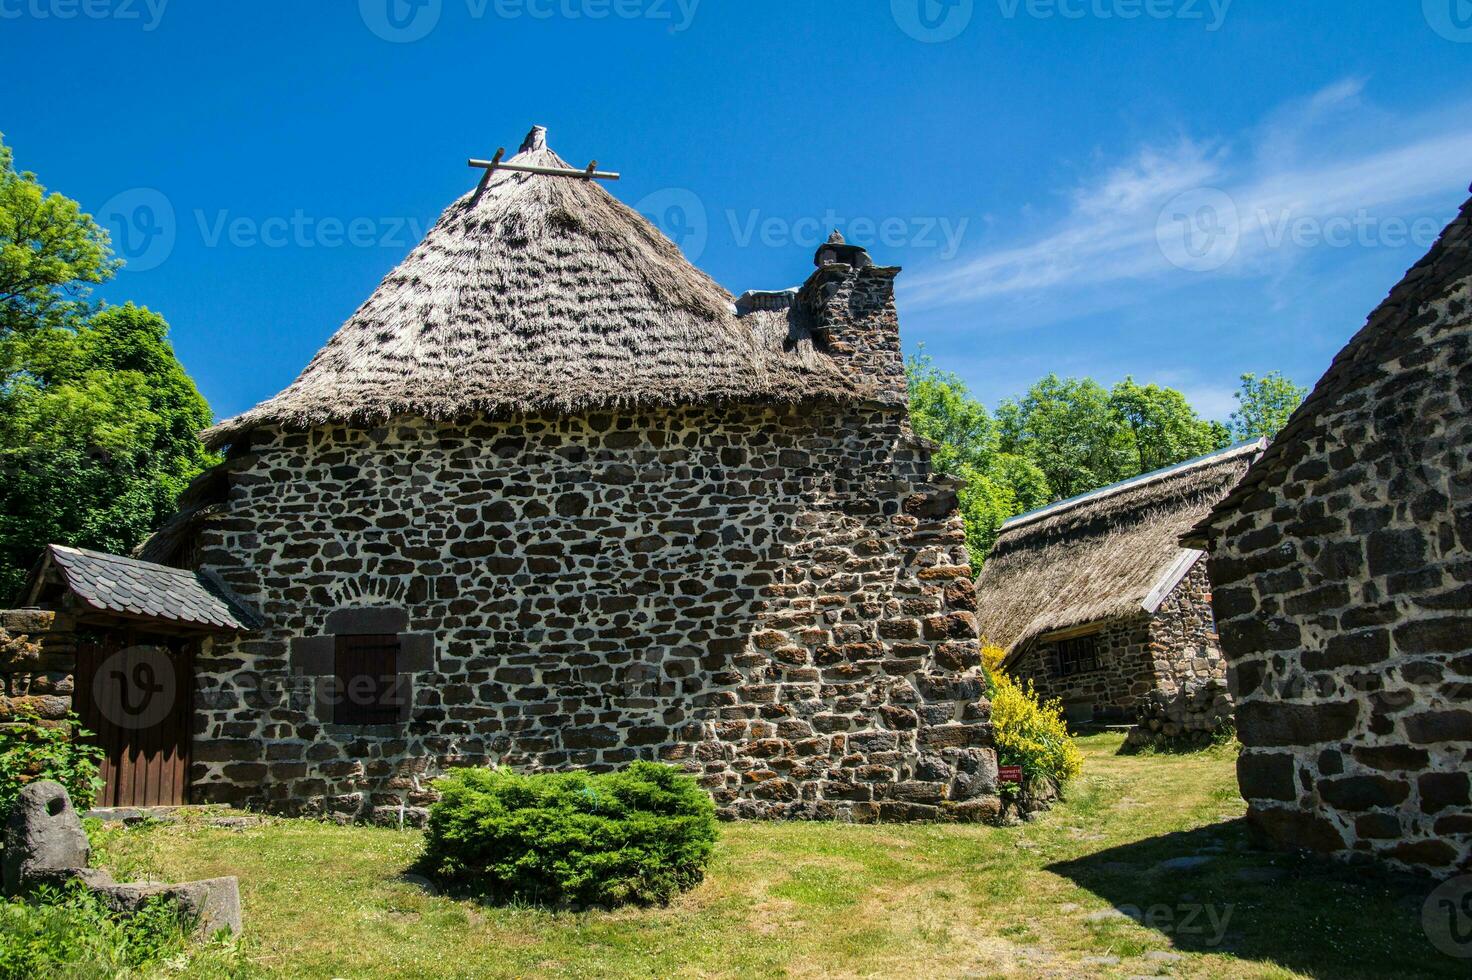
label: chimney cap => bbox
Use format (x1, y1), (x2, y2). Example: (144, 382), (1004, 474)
(814, 231), (873, 269)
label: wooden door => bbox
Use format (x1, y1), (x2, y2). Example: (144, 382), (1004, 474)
(74, 635), (194, 808)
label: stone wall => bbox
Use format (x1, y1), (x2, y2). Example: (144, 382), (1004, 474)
(190, 403), (996, 825)
(1006, 615), (1154, 723)
(0, 610), (77, 725)
(1206, 275), (1472, 876)
(1130, 562), (1233, 743)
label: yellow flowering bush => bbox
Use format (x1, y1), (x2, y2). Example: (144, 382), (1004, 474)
(988, 671), (1083, 787)
(980, 641), (1007, 676)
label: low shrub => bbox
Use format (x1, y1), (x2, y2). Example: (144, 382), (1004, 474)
(0, 881), (251, 979)
(423, 761), (718, 908)
(0, 713), (104, 825)
(986, 670), (1083, 790)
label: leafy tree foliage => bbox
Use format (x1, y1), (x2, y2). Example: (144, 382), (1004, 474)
(0, 133), (119, 338)
(1230, 371), (1308, 441)
(0, 135), (214, 599)
(996, 375), (1135, 500)
(908, 357), (1241, 571)
(907, 354), (1047, 570)
(1109, 377), (1232, 474)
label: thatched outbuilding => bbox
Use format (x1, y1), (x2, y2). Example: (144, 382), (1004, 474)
(1186, 191), (1472, 876)
(978, 441), (1263, 734)
(14, 128), (998, 822)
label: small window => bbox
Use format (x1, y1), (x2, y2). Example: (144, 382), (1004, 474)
(334, 634), (403, 725)
(1056, 635), (1100, 678)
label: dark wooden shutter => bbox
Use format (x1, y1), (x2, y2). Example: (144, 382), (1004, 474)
(333, 634), (402, 725)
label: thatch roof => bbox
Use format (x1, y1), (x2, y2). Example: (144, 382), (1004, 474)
(976, 440), (1265, 656)
(1187, 189), (1472, 547)
(203, 127), (864, 450)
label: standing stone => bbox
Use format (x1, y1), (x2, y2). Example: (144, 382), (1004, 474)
(2, 780), (90, 894)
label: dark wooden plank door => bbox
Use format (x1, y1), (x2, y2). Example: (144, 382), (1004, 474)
(74, 636), (193, 808)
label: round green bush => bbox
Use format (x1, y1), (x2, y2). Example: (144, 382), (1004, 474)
(422, 761), (718, 908)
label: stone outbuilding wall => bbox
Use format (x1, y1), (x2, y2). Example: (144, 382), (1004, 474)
(1005, 615), (1153, 724)
(193, 403), (995, 825)
(1190, 195), (1472, 876)
(1002, 562), (1231, 736)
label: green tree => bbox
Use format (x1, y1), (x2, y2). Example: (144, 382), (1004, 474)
(0, 133), (119, 337)
(996, 375), (1135, 500)
(1109, 377), (1232, 473)
(906, 353), (1047, 570)
(1229, 371), (1308, 441)
(0, 135), (213, 599)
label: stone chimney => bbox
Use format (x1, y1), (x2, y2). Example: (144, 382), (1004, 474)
(798, 231), (906, 405)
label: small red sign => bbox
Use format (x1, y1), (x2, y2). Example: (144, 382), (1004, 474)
(998, 765), (1024, 784)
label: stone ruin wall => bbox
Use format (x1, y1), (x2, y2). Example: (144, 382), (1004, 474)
(191, 403), (997, 825)
(0, 609), (78, 726)
(1131, 562), (1234, 743)
(1207, 277), (1472, 876)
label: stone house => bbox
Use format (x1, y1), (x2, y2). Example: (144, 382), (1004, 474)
(976, 441), (1263, 735)
(1184, 191), (1472, 877)
(6, 128), (996, 824)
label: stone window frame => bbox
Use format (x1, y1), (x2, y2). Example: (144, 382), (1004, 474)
(289, 607), (433, 734)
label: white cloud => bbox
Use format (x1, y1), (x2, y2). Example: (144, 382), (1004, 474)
(904, 81), (1472, 313)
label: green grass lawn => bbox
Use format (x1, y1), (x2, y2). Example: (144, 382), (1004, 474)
(87, 734), (1462, 978)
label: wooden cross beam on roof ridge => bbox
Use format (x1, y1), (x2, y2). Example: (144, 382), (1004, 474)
(468, 148), (620, 186)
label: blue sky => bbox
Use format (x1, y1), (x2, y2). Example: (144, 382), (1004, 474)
(3, 1), (1470, 423)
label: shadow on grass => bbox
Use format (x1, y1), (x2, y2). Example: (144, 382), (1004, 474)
(1046, 819), (1465, 978)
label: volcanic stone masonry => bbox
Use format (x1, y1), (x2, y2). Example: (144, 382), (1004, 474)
(171, 207), (1003, 826)
(1195, 193), (1472, 876)
(192, 403), (995, 825)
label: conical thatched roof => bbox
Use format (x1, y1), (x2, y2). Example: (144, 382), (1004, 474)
(977, 440), (1265, 655)
(203, 127), (862, 449)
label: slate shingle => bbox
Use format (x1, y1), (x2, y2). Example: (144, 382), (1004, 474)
(46, 545), (261, 632)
